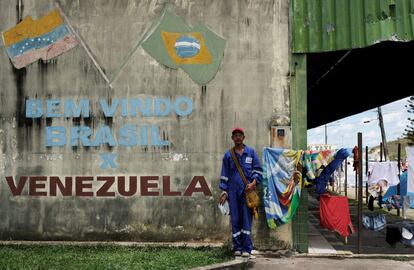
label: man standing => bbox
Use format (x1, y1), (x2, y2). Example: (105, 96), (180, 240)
(219, 127), (262, 258)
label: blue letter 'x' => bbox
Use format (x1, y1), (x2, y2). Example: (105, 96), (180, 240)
(100, 153), (118, 169)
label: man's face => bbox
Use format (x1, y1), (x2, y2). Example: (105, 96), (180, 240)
(231, 132), (245, 145)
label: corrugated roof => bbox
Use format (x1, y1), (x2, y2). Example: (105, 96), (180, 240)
(292, 0), (414, 53)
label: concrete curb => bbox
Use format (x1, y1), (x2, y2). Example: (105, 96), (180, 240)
(294, 253), (414, 260)
(0, 241), (224, 248)
(190, 259), (249, 270)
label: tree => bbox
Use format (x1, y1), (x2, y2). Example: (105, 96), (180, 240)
(405, 96), (414, 145)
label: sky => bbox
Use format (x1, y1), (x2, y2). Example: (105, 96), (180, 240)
(307, 97), (412, 148)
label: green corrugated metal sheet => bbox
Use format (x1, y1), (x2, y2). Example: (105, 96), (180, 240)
(292, 0), (414, 53)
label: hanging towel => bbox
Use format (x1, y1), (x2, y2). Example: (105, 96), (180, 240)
(319, 193), (355, 237)
(262, 148), (303, 228)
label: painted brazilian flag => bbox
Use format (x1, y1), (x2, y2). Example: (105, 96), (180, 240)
(142, 10), (226, 86)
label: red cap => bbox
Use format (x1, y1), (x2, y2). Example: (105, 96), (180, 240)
(232, 127), (244, 135)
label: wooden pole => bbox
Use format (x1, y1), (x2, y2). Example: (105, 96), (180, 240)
(357, 133), (363, 254)
(380, 142), (383, 162)
(365, 146), (369, 201)
(345, 158), (348, 197)
(378, 107), (389, 161)
(339, 163), (342, 194)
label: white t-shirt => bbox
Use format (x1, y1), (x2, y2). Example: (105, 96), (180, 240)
(368, 161), (399, 187)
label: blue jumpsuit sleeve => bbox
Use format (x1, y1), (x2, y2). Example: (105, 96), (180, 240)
(251, 150), (263, 185)
(219, 154), (230, 192)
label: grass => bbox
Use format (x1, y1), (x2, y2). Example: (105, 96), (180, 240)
(0, 244), (233, 270)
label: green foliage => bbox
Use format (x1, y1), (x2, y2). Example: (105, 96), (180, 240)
(405, 96), (414, 146)
(0, 245), (232, 270)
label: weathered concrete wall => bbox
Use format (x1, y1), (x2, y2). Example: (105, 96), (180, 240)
(0, 0), (291, 248)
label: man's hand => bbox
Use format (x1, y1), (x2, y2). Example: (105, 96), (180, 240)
(219, 191), (228, 205)
(246, 179), (257, 193)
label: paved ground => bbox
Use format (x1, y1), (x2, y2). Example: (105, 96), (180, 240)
(248, 257), (414, 270)
(308, 190), (414, 254)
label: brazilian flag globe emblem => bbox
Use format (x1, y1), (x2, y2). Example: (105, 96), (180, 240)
(142, 10), (226, 85)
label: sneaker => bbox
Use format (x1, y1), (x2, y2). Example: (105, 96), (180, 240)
(234, 251), (242, 256)
(241, 251), (250, 257)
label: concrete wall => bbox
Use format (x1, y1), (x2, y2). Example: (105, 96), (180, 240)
(0, 0), (291, 248)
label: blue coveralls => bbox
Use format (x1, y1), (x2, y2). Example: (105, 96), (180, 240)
(219, 145), (262, 253)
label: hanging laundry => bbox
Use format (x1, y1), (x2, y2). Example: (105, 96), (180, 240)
(303, 150), (335, 180)
(367, 161), (399, 186)
(384, 195), (402, 211)
(262, 148), (303, 228)
(319, 193), (355, 238)
(362, 213), (386, 231)
(383, 171), (407, 204)
(303, 148), (352, 194)
(367, 195), (375, 211)
(352, 146), (359, 174)
(407, 147), (414, 208)
(367, 161), (399, 207)
(367, 179), (388, 209)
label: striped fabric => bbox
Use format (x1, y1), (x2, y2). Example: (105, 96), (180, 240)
(2, 9), (78, 69)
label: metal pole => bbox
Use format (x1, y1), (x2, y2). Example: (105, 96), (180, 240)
(377, 107), (389, 161)
(397, 143), (401, 216)
(345, 158), (348, 197)
(339, 163), (342, 194)
(355, 172), (358, 200)
(16, 0), (23, 22)
(357, 133), (363, 254)
(325, 124), (328, 145)
(365, 146), (368, 201)
(380, 142), (383, 162)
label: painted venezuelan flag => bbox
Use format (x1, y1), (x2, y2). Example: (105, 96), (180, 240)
(161, 31), (212, 65)
(2, 9), (79, 69)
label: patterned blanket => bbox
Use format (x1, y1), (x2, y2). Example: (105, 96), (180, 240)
(262, 148), (303, 228)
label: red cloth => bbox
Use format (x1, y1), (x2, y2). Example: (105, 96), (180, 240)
(352, 146), (359, 173)
(319, 193), (355, 237)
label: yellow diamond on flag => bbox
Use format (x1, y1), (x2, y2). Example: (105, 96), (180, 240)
(161, 31), (212, 65)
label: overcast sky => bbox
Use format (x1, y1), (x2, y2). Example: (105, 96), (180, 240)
(307, 97), (412, 148)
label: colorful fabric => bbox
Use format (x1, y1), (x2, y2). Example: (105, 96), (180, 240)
(303, 148), (351, 194)
(383, 171), (408, 205)
(384, 195), (402, 211)
(2, 9), (78, 69)
(142, 10), (226, 85)
(320, 193), (355, 237)
(302, 150), (335, 180)
(262, 148), (303, 228)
